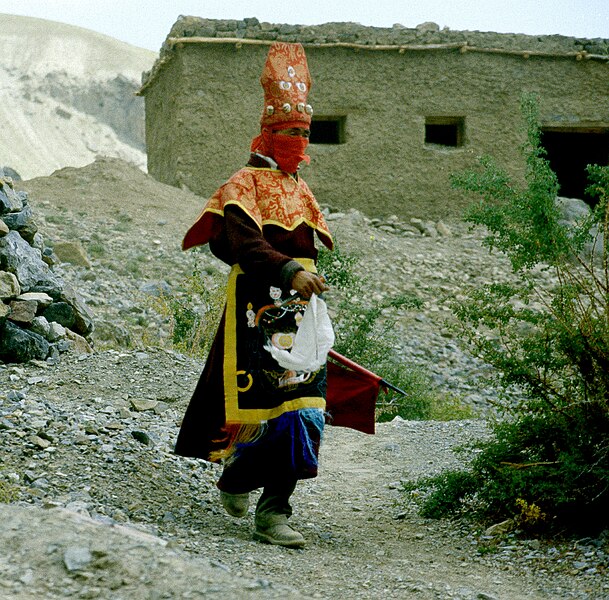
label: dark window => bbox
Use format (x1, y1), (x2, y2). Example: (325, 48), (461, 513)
(425, 117), (465, 147)
(310, 116), (346, 144)
(541, 127), (609, 206)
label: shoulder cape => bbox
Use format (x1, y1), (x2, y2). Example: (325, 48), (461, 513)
(182, 167), (333, 251)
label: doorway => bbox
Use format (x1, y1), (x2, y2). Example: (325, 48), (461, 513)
(541, 128), (609, 206)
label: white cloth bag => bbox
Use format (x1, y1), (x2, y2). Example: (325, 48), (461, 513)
(265, 293), (334, 372)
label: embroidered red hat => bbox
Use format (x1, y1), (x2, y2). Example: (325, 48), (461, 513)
(260, 42), (313, 130)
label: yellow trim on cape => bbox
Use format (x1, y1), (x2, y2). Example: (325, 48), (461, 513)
(182, 167), (333, 251)
(223, 258), (326, 425)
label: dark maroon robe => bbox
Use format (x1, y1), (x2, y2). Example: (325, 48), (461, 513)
(175, 205), (319, 461)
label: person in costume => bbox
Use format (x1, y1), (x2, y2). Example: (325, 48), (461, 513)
(175, 42), (333, 549)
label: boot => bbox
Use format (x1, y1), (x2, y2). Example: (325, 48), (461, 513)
(220, 491), (250, 517)
(253, 513), (305, 549)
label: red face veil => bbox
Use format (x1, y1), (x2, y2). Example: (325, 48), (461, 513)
(251, 42), (314, 172)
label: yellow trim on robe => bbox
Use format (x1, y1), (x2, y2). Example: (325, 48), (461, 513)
(223, 258), (326, 424)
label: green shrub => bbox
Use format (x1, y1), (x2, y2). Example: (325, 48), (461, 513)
(318, 244), (468, 421)
(152, 264), (225, 358)
(0, 480), (18, 503)
(415, 94), (609, 534)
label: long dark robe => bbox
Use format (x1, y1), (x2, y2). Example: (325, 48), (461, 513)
(175, 205), (320, 461)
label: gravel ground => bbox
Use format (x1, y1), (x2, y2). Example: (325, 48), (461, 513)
(0, 158), (607, 599)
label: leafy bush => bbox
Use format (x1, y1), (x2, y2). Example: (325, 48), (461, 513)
(317, 243), (471, 421)
(415, 94), (609, 533)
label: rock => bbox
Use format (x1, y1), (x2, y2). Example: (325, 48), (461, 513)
(436, 221), (452, 236)
(41, 246), (59, 267)
(556, 196), (590, 223)
(0, 270), (20, 298)
(57, 284), (94, 337)
(421, 221), (438, 237)
(63, 546), (93, 572)
(8, 299), (37, 323)
(0, 219), (8, 236)
(65, 328), (94, 354)
(484, 519), (515, 536)
(409, 218), (425, 233)
(43, 301), (76, 329)
(92, 319), (132, 347)
(53, 240), (92, 268)
(0, 181), (23, 214)
(16, 291), (53, 308)
(30, 315), (51, 338)
(416, 21), (440, 32)
(28, 434), (51, 450)
(0, 320), (49, 362)
(130, 399), (158, 412)
(2, 204), (37, 242)
(47, 321), (67, 342)
(0, 302), (10, 319)
(0, 231), (63, 295)
(0, 167), (21, 181)
(131, 430), (152, 445)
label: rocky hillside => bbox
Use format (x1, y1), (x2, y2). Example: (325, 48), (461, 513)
(0, 14), (155, 180)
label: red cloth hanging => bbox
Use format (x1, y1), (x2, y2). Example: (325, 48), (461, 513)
(325, 351), (382, 435)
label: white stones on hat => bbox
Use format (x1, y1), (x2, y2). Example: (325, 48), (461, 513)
(305, 104), (313, 115)
(297, 102), (305, 113)
(287, 66), (296, 77)
(296, 82), (307, 92)
(279, 80), (292, 90)
(266, 105), (275, 115)
(282, 103), (292, 113)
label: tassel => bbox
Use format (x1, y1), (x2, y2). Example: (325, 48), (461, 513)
(209, 422), (266, 462)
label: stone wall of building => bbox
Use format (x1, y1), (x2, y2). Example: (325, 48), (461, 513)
(141, 18), (609, 220)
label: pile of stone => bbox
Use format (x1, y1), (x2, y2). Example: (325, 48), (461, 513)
(162, 16), (608, 55)
(0, 177), (93, 363)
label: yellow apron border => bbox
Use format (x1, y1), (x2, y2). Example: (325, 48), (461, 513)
(223, 258), (326, 424)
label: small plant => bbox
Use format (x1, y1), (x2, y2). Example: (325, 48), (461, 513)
(152, 264), (225, 358)
(0, 480), (18, 503)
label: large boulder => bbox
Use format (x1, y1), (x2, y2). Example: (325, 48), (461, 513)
(0, 180), (23, 213)
(0, 320), (49, 362)
(0, 231), (63, 295)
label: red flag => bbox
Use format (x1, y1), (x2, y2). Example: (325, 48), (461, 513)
(325, 350), (383, 435)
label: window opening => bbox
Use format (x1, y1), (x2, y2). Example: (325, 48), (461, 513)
(310, 116), (346, 144)
(425, 116), (465, 147)
(541, 127), (609, 206)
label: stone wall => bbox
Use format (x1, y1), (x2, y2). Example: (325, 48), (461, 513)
(141, 17), (609, 220)
(0, 177), (94, 363)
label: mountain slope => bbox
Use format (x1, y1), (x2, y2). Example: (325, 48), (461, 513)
(0, 13), (156, 179)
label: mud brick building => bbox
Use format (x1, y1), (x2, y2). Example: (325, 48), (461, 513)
(139, 17), (609, 219)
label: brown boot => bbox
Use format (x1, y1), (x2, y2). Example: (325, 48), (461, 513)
(253, 513), (305, 549)
(220, 491), (250, 517)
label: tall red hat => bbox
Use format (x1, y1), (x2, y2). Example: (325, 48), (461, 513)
(259, 42), (313, 130)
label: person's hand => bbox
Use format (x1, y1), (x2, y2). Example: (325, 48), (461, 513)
(290, 271), (329, 299)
